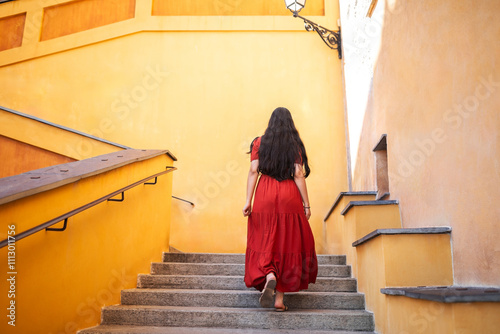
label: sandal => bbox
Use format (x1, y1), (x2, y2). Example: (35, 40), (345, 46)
(259, 278), (277, 308)
(275, 305), (289, 312)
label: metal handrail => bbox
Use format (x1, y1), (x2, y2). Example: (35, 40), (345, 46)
(0, 105), (130, 149)
(172, 196), (195, 207)
(0, 166), (177, 248)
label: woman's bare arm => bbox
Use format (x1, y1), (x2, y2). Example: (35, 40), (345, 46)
(294, 163), (311, 220)
(243, 160), (259, 217)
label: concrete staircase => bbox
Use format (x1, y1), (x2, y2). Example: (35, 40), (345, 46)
(78, 253), (375, 333)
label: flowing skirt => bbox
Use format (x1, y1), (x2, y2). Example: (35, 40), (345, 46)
(244, 175), (318, 292)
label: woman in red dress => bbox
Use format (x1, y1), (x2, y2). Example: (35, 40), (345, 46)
(242, 107), (318, 312)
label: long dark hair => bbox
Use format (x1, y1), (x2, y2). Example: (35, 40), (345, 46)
(250, 107), (310, 181)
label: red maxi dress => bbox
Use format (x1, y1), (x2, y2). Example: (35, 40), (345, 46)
(244, 137), (318, 292)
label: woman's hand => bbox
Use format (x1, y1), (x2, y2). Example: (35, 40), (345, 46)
(304, 207), (311, 220)
(243, 203), (252, 217)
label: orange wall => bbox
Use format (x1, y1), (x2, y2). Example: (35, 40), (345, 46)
(0, 13), (25, 51)
(349, 0), (500, 286)
(41, 0), (136, 41)
(0, 135), (75, 178)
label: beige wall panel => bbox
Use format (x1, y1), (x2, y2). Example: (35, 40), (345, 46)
(352, 0), (500, 286)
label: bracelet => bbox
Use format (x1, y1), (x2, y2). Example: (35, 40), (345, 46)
(304, 206), (310, 209)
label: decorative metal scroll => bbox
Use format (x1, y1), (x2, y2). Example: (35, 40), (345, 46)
(294, 13), (342, 59)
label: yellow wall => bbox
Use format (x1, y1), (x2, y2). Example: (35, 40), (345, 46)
(356, 232), (454, 333)
(343, 204), (401, 278)
(0, 151), (174, 334)
(0, 0), (348, 254)
(346, 0), (500, 285)
(0, 108), (126, 161)
(386, 297), (500, 334)
(152, 0), (324, 16)
(323, 192), (376, 254)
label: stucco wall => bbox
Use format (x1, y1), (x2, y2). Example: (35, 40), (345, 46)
(0, 0), (348, 254)
(342, 0), (500, 286)
(0, 135), (75, 178)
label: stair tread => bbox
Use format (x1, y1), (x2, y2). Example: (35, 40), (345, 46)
(79, 324), (375, 334)
(137, 275), (357, 292)
(158, 262), (349, 267)
(104, 304), (372, 315)
(163, 253), (345, 257)
(121, 288), (365, 310)
(151, 262), (351, 277)
(123, 288), (363, 296)
(101, 305), (374, 331)
(140, 274), (355, 280)
(162, 253), (346, 265)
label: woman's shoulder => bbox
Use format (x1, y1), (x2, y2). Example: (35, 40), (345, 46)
(249, 136), (261, 161)
(250, 136), (261, 148)
(252, 136), (261, 143)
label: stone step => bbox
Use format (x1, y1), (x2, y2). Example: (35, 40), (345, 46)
(78, 324), (376, 334)
(100, 305), (375, 332)
(137, 275), (357, 292)
(162, 253), (346, 265)
(121, 289), (365, 310)
(152, 262), (351, 277)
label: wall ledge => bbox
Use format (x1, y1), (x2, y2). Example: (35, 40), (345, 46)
(0, 149), (174, 205)
(340, 199), (398, 216)
(381, 286), (500, 303)
(0, 105), (131, 150)
(324, 191), (377, 221)
(372, 133), (387, 151)
(352, 227), (452, 247)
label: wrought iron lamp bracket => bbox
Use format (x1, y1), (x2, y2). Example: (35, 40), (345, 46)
(293, 12), (342, 59)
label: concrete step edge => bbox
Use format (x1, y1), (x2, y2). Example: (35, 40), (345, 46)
(78, 324), (376, 334)
(120, 288), (366, 309)
(122, 288), (364, 296)
(101, 305), (374, 331)
(151, 263), (351, 278)
(138, 274), (356, 280)
(136, 275), (357, 292)
(162, 253), (347, 265)
(102, 304), (373, 315)
(157, 262), (350, 267)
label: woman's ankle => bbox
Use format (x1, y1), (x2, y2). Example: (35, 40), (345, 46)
(266, 272), (276, 281)
(274, 290), (285, 308)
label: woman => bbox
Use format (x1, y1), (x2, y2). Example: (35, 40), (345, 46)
(242, 107), (318, 312)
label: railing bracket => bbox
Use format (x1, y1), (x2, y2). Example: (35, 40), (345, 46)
(108, 192), (125, 202)
(172, 196), (195, 207)
(46, 218), (68, 232)
(144, 177), (157, 185)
